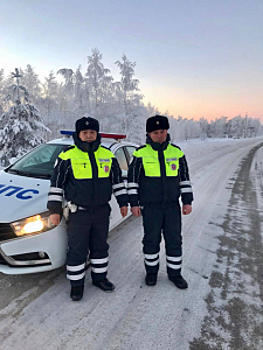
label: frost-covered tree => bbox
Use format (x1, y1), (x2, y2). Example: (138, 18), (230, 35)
(37, 70), (63, 139)
(247, 117), (262, 137)
(199, 117), (209, 140)
(57, 66), (89, 119)
(74, 66), (86, 115)
(41, 71), (59, 117)
(0, 71), (16, 114)
(0, 69), (5, 115)
(86, 48), (112, 112)
(57, 68), (75, 91)
(0, 68), (50, 166)
(224, 114), (263, 138)
(115, 54), (141, 113)
(115, 54), (143, 137)
(21, 64), (41, 104)
(213, 117), (228, 138)
(170, 116), (185, 141)
(56, 67), (75, 113)
(3, 68), (29, 104)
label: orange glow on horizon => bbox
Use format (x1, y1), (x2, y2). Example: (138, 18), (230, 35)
(142, 88), (263, 123)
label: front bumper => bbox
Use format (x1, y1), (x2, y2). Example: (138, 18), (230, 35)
(0, 220), (68, 274)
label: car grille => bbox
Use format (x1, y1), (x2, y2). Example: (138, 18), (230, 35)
(0, 223), (16, 242)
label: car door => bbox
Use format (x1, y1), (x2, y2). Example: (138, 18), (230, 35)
(109, 145), (136, 230)
(124, 146), (137, 165)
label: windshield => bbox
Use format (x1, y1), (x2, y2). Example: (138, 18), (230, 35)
(6, 144), (68, 179)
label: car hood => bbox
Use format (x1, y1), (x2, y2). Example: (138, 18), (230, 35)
(0, 170), (50, 223)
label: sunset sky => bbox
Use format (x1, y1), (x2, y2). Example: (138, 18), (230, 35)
(1, 0), (262, 121)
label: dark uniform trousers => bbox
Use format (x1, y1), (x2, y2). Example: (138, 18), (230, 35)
(66, 204), (111, 287)
(141, 202), (182, 278)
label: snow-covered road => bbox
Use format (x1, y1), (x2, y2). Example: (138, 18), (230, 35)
(0, 138), (263, 350)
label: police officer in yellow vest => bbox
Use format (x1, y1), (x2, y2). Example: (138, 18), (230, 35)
(47, 116), (128, 301)
(127, 115), (193, 289)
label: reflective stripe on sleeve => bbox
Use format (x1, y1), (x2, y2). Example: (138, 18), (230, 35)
(179, 181), (192, 186)
(49, 187), (63, 193)
(127, 189), (138, 195)
(127, 182), (139, 188)
(114, 189), (127, 196)
(112, 183), (125, 190)
(180, 188), (193, 193)
(48, 195), (63, 202)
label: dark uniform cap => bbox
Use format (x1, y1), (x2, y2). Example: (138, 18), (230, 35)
(75, 116), (99, 134)
(146, 115), (170, 133)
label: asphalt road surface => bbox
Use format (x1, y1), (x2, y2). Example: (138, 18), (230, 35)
(0, 138), (263, 350)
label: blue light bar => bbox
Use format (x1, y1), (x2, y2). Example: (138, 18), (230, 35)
(60, 130), (74, 136)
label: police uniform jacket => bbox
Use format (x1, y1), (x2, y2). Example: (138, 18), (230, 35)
(47, 133), (128, 215)
(127, 135), (193, 206)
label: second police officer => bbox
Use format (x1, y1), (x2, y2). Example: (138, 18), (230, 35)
(127, 115), (193, 289)
(47, 116), (128, 301)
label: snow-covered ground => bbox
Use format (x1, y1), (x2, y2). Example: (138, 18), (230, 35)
(0, 137), (263, 350)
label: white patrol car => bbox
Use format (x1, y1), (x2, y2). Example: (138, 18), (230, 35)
(0, 132), (137, 274)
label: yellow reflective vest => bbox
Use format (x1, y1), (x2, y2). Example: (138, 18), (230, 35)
(48, 144), (127, 211)
(133, 143), (184, 178)
(59, 145), (113, 179)
(128, 142), (193, 206)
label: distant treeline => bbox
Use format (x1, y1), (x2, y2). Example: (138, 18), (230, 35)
(0, 48), (262, 144)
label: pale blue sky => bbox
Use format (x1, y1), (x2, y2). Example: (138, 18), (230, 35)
(1, 0), (262, 120)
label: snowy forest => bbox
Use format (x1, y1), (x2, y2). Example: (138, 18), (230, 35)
(0, 48), (262, 166)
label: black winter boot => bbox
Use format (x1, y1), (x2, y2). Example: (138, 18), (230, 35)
(93, 278), (115, 292)
(70, 285), (84, 301)
(145, 273), (157, 286)
(168, 275), (188, 289)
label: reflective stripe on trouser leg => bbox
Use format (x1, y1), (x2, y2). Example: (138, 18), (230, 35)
(144, 252), (160, 274)
(67, 262), (86, 282)
(89, 204), (111, 283)
(66, 210), (92, 287)
(166, 255), (182, 277)
(141, 204), (163, 275)
(163, 202), (183, 277)
(90, 256), (109, 274)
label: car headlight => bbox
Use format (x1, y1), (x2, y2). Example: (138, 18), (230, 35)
(11, 212), (55, 237)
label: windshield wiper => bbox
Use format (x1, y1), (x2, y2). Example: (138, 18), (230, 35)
(6, 169), (24, 175)
(25, 172), (51, 179)
(6, 169), (50, 179)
